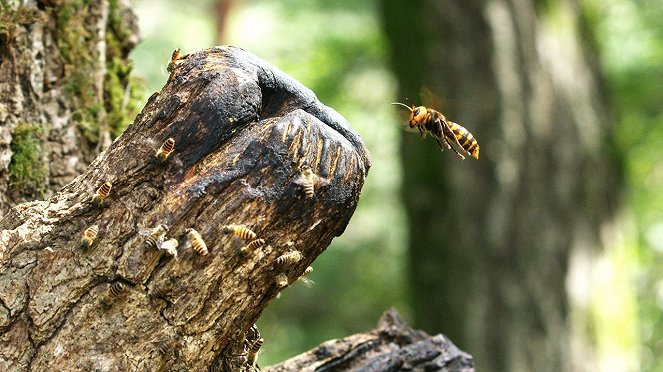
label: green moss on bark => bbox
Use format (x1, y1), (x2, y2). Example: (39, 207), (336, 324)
(56, 0), (142, 142)
(8, 123), (47, 197)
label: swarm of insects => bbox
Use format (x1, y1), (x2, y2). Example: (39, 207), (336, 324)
(276, 250), (303, 265)
(294, 166), (329, 198)
(91, 182), (112, 205)
(391, 100), (480, 160)
(275, 273), (288, 289)
(158, 238), (179, 259)
(239, 238), (265, 257)
(108, 282), (127, 298)
(167, 48), (181, 73)
(184, 228), (208, 256)
(80, 225), (99, 248)
(139, 224), (169, 248)
(223, 224), (257, 241)
(155, 138), (175, 162)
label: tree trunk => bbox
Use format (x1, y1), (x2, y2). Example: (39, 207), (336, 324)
(0, 0), (141, 213)
(0, 46), (371, 371)
(381, 1), (622, 371)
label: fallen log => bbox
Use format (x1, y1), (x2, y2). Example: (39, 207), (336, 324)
(265, 309), (475, 372)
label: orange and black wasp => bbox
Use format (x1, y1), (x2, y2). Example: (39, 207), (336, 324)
(391, 99), (480, 160)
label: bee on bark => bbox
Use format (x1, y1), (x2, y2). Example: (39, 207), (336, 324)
(297, 266), (315, 287)
(276, 250), (303, 265)
(108, 282), (127, 298)
(184, 228), (208, 256)
(139, 224), (169, 248)
(167, 48), (181, 73)
(275, 273), (288, 288)
(158, 238), (179, 259)
(239, 239), (266, 257)
(223, 224), (257, 241)
(91, 182), (112, 205)
(391, 101), (480, 160)
(294, 166), (329, 198)
(80, 225), (99, 248)
(155, 138), (175, 162)
(247, 337), (264, 366)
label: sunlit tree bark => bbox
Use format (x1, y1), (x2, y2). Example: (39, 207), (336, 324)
(381, 0), (622, 371)
(0, 0), (140, 213)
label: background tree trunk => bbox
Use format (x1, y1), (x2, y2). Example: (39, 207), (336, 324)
(0, 46), (370, 370)
(381, 0), (622, 371)
(0, 0), (141, 213)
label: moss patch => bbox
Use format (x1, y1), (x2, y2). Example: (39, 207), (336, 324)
(8, 123), (47, 197)
(0, 4), (43, 47)
(56, 0), (143, 142)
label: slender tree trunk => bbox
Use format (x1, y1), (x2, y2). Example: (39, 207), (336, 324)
(381, 1), (622, 371)
(0, 0), (141, 213)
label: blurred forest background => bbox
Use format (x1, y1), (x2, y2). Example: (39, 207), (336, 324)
(128, 0), (658, 370)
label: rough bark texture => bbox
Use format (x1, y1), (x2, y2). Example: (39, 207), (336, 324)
(266, 309), (474, 372)
(0, 0), (141, 213)
(0, 46), (370, 371)
(381, 1), (621, 371)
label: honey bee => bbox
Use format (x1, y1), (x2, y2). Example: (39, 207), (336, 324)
(276, 250), (303, 265)
(155, 138), (175, 162)
(297, 266), (315, 288)
(239, 238), (266, 257)
(91, 182), (112, 205)
(80, 225), (99, 248)
(167, 48), (181, 73)
(157, 238), (179, 259)
(108, 282), (126, 297)
(275, 273), (288, 288)
(223, 224), (257, 241)
(139, 224), (169, 248)
(294, 166), (329, 198)
(391, 101), (480, 160)
(247, 337), (264, 366)
(185, 228), (208, 256)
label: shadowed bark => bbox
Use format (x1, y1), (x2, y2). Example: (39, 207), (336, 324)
(0, 46), (371, 371)
(266, 309), (474, 372)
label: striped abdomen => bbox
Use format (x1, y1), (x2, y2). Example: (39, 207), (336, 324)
(447, 121), (480, 159)
(155, 138), (175, 161)
(223, 224), (257, 241)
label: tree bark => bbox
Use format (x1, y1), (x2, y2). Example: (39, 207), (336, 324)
(381, 1), (622, 371)
(0, 46), (370, 371)
(266, 308), (474, 372)
(0, 0), (141, 213)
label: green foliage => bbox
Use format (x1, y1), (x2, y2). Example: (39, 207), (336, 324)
(586, 0), (663, 370)
(56, 0), (142, 142)
(8, 123), (47, 197)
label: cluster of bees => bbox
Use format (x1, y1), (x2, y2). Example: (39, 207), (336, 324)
(78, 88), (325, 366)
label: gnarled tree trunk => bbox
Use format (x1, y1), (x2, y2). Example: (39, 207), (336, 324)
(0, 46), (371, 371)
